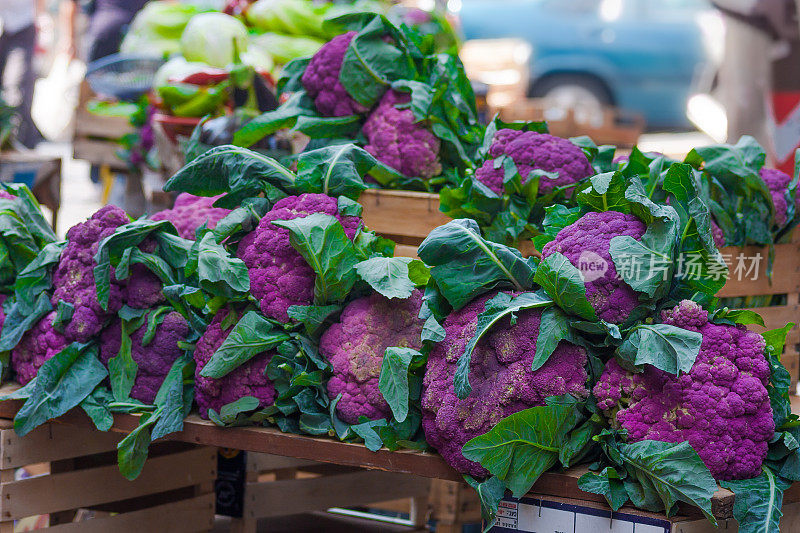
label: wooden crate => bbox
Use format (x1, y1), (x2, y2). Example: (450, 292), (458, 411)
(220, 452), (430, 533)
(0, 419), (216, 532)
(716, 240), (800, 388)
(493, 99), (645, 147)
(72, 82), (134, 171)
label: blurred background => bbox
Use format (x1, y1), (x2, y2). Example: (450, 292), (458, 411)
(0, 0), (797, 237)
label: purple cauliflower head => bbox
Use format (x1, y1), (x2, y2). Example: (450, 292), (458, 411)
(194, 309), (276, 418)
(52, 205), (130, 342)
(99, 311), (190, 404)
(760, 167), (799, 227)
(421, 291), (589, 477)
(11, 312), (68, 385)
(474, 129), (593, 196)
(363, 89), (442, 179)
(301, 31), (372, 117)
(541, 210), (646, 324)
(239, 193), (361, 323)
(0, 190), (13, 200)
(150, 193), (231, 240)
(593, 300), (774, 480)
(321, 289), (425, 424)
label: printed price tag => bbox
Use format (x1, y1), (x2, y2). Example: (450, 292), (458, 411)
(490, 497), (672, 533)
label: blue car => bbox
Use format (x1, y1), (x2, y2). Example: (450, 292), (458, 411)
(457, 0), (718, 129)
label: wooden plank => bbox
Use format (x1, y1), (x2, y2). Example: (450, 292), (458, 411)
(248, 453), (319, 473)
(0, 423), (121, 469)
(716, 243), (800, 297)
(74, 110), (134, 140)
(72, 139), (127, 170)
(243, 470), (430, 519)
(42, 493), (214, 533)
(359, 189), (450, 239)
(394, 244), (418, 259)
(0, 447), (215, 520)
(0, 385), (796, 522)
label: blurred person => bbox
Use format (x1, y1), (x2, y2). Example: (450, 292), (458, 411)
(714, 0), (798, 145)
(65, 0), (149, 62)
(0, 0), (45, 148)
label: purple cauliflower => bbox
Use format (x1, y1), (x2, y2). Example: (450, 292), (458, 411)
(51, 205), (130, 342)
(474, 129), (593, 196)
(594, 300), (774, 480)
(421, 291), (589, 477)
(11, 312), (68, 385)
(711, 219), (725, 248)
(301, 31), (372, 117)
(0, 190), (12, 200)
(239, 193), (361, 323)
(0, 294), (5, 332)
(99, 311), (190, 404)
(194, 309), (276, 418)
(151, 193), (231, 240)
(320, 290), (425, 424)
(125, 263), (165, 309)
(760, 167), (799, 227)
(541, 210), (646, 324)
(362, 89), (442, 179)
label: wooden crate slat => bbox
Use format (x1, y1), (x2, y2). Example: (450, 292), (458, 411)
(244, 470), (430, 520)
(394, 244), (419, 258)
(73, 111), (134, 140)
(716, 243), (800, 297)
(0, 423), (121, 469)
(248, 453), (319, 473)
(72, 139), (127, 170)
(1, 447), (215, 520)
(40, 493), (214, 533)
(359, 190), (449, 239)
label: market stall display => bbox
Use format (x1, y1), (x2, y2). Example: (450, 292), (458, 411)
(5, 1), (800, 530)
(0, 127), (799, 531)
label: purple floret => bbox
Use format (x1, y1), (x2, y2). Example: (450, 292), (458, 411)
(321, 290), (425, 424)
(593, 300), (774, 480)
(711, 220), (725, 248)
(11, 312), (68, 385)
(421, 291), (589, 477)
(760, 167), (799, 227)
(0, 294), (5, 331)
(125, 263), (165, 309)
(541, 210), (646, 324)
(151, 193), (231, 240)
(474, 129), (593, 196)
(239, 193), (361, 323)
(363, 89), (442, 179)
(0, 190), (13, 200)
(194, 309), (276, 418)
(301, 31), (371, 117)
(99, 311), (190, 404)
(51, 205), (130, 342)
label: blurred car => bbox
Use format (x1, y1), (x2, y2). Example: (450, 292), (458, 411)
(456, 0), (721, 129)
